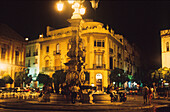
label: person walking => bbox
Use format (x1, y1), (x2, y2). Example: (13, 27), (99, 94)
(148, 87), (153, 105)
(143, 85), (149, 104)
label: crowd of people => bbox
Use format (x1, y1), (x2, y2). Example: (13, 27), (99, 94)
(60, 82), (82, 104)
(39, 81), (83, 103)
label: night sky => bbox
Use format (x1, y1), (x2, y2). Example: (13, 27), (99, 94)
(1, 0), (170, 71)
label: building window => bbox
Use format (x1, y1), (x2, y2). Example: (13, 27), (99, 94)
(67, 43), (71, 50)
(96, 54), (102, 66)
(46, 46), (49, 53)
(1, 48), (6, 60)
(56, 44), (59, 53)
(114, 59), (116, 68)
(36, 49), (38, 55)
(15, 51), (19, 65)
(166, 42), (169, 51)
(94, 40), (96, 46)
(26, 49), (31, 57)
(35, 59), (37, 64)
(94, 40), (105, 47)
(28, 59), (30, 67)
(45, 60), (49, 67)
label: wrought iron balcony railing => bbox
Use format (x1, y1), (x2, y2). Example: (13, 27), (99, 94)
(26, 53), (31, 57)
(53, 50), (61, 55)
(93, 64), (106, 69)
(33, 52), (38, 56)
(42, 66), (66, 72)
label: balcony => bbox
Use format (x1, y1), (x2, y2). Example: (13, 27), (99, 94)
(53, 50), (61, 55)
(42, 67), (54, 72)
(54, 66), (65, 71)
(26, 64), (30, 67)
(93, 64), (106, 69)
(26, 53), (31, 57)
(42, 66), (65, 72)
(33, 52), (38, 56)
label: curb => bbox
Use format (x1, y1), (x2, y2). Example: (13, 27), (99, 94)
(0, 101), (154, 111)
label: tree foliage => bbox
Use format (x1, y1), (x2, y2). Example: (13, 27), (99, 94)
(15, 70), (32, 87)
(151, 67), (170, 83)
(52, 70), (66, 93)
(2, 75), (13, 84)
(0, 79), (5, 87)
(110, 68), (128, 86)
(52, 70), (66, 84)
(37, 73), (52, 85)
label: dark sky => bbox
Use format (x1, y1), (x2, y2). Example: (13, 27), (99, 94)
(1, 0), (170, 70)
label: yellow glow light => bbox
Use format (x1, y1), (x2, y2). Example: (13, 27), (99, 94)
(68, 0), (74, 4)
(57, 1), (64, 11)
(25, 37), (29, 41)
(39, 34), (43, 38)
(0, 63), (7, 70)
(80, 7), (86, 15)
(74, 2), (80, 8)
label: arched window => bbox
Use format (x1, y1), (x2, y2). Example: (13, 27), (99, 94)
(56, 44), (59, 53)
(166, 42), (169, 51)
(67, 43), (71, 50)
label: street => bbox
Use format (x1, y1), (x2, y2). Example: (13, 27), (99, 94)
(0, 95), (170, 112)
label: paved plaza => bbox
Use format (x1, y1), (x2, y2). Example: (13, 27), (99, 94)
(0, 95), (170, 112)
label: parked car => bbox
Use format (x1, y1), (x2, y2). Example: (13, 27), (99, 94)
(157, 87), (169, 97)
(118, 89), (127, 102)
(126, 88), (138, 95)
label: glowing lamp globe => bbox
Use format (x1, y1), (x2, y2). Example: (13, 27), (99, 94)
(57, 1), (64, 11)
(68, 0), (74, 4)
(80, 7), (86, 15)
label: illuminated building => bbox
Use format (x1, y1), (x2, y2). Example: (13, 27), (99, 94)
(161, 29), (170, 68)
(0, 23), (26, 88)
(25, 39), (40, 87)
(26, 19), (140, 89)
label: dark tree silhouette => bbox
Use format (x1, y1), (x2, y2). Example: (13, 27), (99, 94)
(37, 73), (51, 85)
(2, 75), (13, 84)
(52, 70), (66, 94)
(0, 79), (5, 87)
(110, 68), (127, 87)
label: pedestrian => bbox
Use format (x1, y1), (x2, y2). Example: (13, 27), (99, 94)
(71, 84), (80, 104)
(42, 84), (51, 102)
(148, 87), (153, 105)
(153, 86), (157, 99)
(106, 85), (114, 101)
(143, 85), (149, 104)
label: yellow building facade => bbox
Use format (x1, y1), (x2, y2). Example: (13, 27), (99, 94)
(0, 24), (26, 88)
(27, 19), (140, 89)
(161, 29), (170, 68)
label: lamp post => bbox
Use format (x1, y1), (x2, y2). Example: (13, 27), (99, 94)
(56, 0), (99, 84)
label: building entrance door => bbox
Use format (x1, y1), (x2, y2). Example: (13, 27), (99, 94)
(96, 73), (102, 91)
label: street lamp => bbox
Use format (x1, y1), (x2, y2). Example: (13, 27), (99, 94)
(56, 0), (99, 84)
(57, 0), (99, 19)
(56, 0), (64, 11)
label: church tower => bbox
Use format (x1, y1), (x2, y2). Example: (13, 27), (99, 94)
(161, 29), (170, 68)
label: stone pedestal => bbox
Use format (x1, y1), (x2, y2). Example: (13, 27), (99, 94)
(92, 93), (111, 104)
(81, 94), (91, 103)
(50, 94), (68, 104)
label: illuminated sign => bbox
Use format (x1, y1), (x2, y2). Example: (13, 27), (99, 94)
(96, 73), (102, 79)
